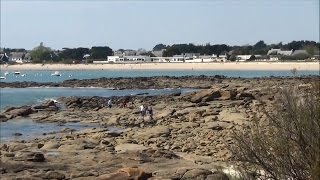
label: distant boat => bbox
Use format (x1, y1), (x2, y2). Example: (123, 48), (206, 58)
(4, 72), (9, 76)
(14, 71), (21, 75)
(21, 74), (27, 77)
(0, 76), (6, 79)
(51, 71), (61, 76)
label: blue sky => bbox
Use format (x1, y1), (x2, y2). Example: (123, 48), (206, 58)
(1, 0), (319, 50)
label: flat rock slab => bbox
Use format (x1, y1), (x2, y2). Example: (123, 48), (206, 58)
(133, 126), (170, 140)
(115, 143), (148, 153)
(218, 110), (247, 125)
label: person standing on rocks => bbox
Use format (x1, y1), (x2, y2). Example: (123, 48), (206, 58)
(147, 105), (153, 120)
(140, 104), (145, 119)
(107, 99), (112, 109)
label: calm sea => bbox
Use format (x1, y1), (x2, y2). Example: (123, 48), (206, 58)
(0, 87), (193, 109)
(0, 87), (193, 143)
(0, 70), (319, 83)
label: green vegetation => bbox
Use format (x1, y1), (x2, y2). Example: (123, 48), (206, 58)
(60, 47), (89, 60)
(161, 40), (319, 57)
(30, 42), (58, 63)
(1, 40), (319, 63)
(89, 46), (113, 59)
(152, 43), (168, 51)
(231, 84), (320, 179)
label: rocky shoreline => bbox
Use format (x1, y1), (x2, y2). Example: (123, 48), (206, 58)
(1, 75), (318, 89)
(0, 76), (319, 179)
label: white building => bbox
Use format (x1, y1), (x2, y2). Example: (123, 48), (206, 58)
(215, 54), (228, 62)
(237, 55), (252, 62)
(186, 55), (215, 63)
(267, 48), (293, 56)
(171, 55), (185, 62)
(125, 56), (150, 62)
(10, 52), (25, 62)
(107, 56), (120, 62)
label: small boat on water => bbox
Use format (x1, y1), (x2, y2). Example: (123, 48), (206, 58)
(4, 72), (9, 76)
(0, 76), (6, 79)
(21, 74), (27, 77)
(51, 71), (61, 76)
(14, 71), (21, 75)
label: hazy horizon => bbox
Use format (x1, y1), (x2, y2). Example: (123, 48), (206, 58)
(1, 0), (319, 50)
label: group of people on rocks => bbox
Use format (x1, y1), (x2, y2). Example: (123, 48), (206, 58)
(106, 98), (153, 120)
(139, 104), (153, 120)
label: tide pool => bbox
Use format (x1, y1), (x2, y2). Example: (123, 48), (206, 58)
(0, 118), (98, 143)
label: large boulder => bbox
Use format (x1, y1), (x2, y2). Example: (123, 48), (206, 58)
(190, 89), (221, 103)
(42, 171), (65, 180)
(96, 167), (152, 180)
(33, 100), (57, 110)
(41, 141), (60, 150)
(0, 114), (9, 122)
(219, 90), (237, 100)
(133, 126), (170, 140)
(3, 106), (35, 117)
(236, 92), (255, 100)
(8, 143), (28, 152)
(14, 151), (46, 162)
(118, 167), (152, 179)
(202, 122), (232, 130)
(181, 169), (212, 180)
(114, 143), (148, 153)
(206, 171), (229, 180)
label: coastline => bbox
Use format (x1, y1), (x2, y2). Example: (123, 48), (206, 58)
(1, 77), (317, 179)
(0, 62), (319, 71)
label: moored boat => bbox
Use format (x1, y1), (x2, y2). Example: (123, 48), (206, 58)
(51, 71), (61, 76)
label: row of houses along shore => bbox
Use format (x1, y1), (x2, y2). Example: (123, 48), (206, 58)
(1, 48), (319, 64)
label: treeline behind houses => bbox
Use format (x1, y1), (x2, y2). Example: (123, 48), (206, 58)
(160, 40), (320, 57)
(1, 40), (319, 63)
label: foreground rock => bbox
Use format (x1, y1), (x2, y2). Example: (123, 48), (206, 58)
(0, 76), (318, 179)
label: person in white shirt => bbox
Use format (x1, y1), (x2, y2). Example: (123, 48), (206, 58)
(107, 99), (112, 108)
(140, 105), (145, 118)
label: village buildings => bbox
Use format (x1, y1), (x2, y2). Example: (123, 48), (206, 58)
(1, 47), (317, 64)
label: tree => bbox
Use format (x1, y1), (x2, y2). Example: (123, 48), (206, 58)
(253, 40), (267, 50)
(30, 42), (53, 63)
(253, 40), (267, 54)
(89, 46), (113, 59)
(139, 51), (156, 57)
(60, 47), (89, 60)
(153, 44), (167, 51)
(303, 45), (320, 56)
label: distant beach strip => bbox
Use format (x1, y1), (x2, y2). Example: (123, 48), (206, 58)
(1, 62), (319, 71)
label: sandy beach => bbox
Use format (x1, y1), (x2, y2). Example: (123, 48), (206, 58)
(0, 62), (319, 71)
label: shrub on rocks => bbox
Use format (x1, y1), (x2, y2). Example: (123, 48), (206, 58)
(231, 84), (320, 179)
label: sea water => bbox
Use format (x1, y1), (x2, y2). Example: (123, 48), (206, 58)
(0, 87), (193, 142)
(0, 69), (319, 83)
(0, 119), (98, 143)
(0, 87), (193, 109)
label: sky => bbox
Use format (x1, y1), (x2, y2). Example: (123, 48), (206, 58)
(1, 0), (319, 50)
